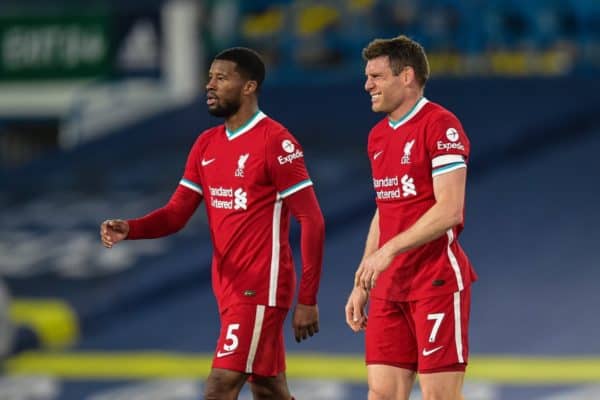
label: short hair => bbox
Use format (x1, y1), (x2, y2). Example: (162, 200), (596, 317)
(362, 35), (430, 87)
(214, 47), (266, 91)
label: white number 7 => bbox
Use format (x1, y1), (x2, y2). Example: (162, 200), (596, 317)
(427, 313), (445, 343)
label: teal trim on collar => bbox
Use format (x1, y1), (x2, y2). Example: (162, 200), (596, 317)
(388, 97), (428, 130)
(226, 110), (265, 140)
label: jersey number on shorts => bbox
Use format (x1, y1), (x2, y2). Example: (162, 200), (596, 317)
(427, 313), (445, 343)
(224, 323), (240, 351)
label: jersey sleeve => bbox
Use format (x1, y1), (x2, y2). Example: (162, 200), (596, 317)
(127, 137), (204, 239)
(283, 186), (325, 305)
(179, 135), (205, 196)
(266, 128), (313, 199)
(267, 128), (324, 306)
(426, 113), (470, 178)
(127, 184), (202, 239)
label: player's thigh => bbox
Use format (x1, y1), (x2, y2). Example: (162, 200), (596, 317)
(249, 371), (291, 400)
(213, 303), (288, 377)
(367, 364), (415, 400)
(412, 287), (471, 373)
(418, 371), (464, 400)
(366, 297), (417, 399)
(366, 297), (418, 370)
(204, 367), (247, 400)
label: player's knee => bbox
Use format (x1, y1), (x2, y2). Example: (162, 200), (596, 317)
(249, 372), (291, 400)
(368, 388), (398, 400)
(204, 370), (243, 400)
(204, 383), (240, 400)
(421, 386), (457, 400)
(250, 382), (290, 400)
(203, 384), (227, 400)
(250, 384), (273, 400)
(367, 377), (411, 400)
(203, 381), (229, 400)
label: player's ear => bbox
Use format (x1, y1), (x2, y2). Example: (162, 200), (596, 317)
(243, 80), (258, 95)
(402, 66), (416, 85)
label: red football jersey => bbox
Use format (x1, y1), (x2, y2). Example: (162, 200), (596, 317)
(180, 111), (313, 311)
(368, 98), (477, 301)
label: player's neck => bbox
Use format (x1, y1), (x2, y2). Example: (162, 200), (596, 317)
(225, 102), (260, 132)
(388, 92), (423, 122)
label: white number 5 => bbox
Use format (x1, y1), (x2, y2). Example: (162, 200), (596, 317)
(427, 313), (445, 343)
(224, 323), (240, 351)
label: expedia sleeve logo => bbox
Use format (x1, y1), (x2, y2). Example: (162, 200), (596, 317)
(437, 141), (465, 151)
(282, 139), (295, 153)
(437, 127), (465, 151)
(446, 128), (459, 142)
(278, 139), (304, 164)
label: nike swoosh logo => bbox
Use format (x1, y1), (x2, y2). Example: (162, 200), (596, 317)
(201, 158), (215, 166)
(422, 346), (444, 356)
(216, 350), (235, 358)
(373, 151), (383, 160)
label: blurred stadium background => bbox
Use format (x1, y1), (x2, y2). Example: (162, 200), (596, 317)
(0, 0), (599, 398)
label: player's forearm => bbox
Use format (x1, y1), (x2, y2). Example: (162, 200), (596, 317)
(381, 201), (462, 258)
(297, 212), (325, 305)
(128, 185), (201, 239)
(360, 209), (380, 262)
(285, 188), (325, 305)
(128, 208), (186, 239)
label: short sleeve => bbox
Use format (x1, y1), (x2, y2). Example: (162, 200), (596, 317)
(179, 136), (204, 196)
(426, 114), (470, 177)
(266, 129), (312, 199)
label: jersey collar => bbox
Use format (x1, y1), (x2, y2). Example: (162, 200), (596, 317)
(225, 110), (267, 140)
(388, 97), (429, 130)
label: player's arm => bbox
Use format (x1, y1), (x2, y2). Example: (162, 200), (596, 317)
(345, 209), (378, 331)
(283, 187), (325, 342)
(266, 127), (325, 342)
(355, 168), (466, 290)
(101, 184), (203, 248)
(101, 137), (205, 248)
(359, 209), (380, 265)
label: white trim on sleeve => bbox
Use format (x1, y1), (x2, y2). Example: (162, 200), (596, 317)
(277, 179), (313, 200)
(432, 162), (466, 177)
(432, 154), (464, 168)
(179, 178), (203, 194)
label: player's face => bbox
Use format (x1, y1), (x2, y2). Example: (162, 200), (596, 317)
(206, 60), (245, 118)
(364, 56), (406, 114)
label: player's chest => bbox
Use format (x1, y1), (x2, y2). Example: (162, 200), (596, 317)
(370, 129), (429, 177)
(198, 139), (269, 213)
(369, 129), (432, 201)
(198, 139), (267, 187)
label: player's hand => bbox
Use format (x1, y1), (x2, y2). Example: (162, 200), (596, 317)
(100, 219), (129, 248)
(354, 246), (395, 291)
(292, 303), (319, 343)
(345, 287), (368, 332)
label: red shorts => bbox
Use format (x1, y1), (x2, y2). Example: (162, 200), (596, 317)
(366, 287), (471, 373)
(212, 303), (287, 377)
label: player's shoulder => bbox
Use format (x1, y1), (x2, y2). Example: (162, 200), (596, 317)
(422, 100), (462, 125)
(193, 124), (222, 146)
(260, 115), (302, 149)
(261, 115), (292, 138)
(183, 125), (222, 157)
(369, 118), (389, 136)
(421, 99), (469, 144)
(198, 124), (223, 140)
